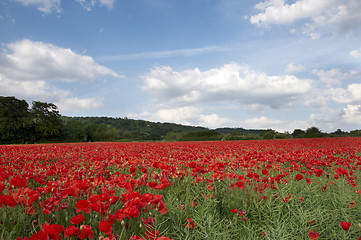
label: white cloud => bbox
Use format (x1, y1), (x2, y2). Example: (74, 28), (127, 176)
(15, 0), (114, 13)
(308, 105), (361, 131)
(342, 104), (361, 124)
(55, 97), (104, 113)
(250, 0), (361, 36)
(14, 0), (61, 14)
(0, 39), (119, 113)
(128, 106), (235, 128)
(75, 0), (114, 11)
(285, 63), (305, 73)
(331, 84), (361, 104)
(99, 0), (114, 9)
(75, 0), (96, 11)
(312, 68), (360, 87)
(244, 116), (282, 128)
(0, 39), (120, 82)
(242, 116), (310, 132)
(142, 63), (312, 109)
(0, 73), (69, 101)
(350, 49), (360, 58)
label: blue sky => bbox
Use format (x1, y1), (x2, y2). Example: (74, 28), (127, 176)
(1, 0), (361, 132)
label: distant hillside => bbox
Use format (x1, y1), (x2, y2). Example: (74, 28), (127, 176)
(214, 127), (264, 136)
(62, 116), (265, 141)
(3, 95), (361, 144)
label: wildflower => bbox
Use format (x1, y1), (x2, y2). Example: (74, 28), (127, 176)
(309, 229), (320, 239)
(70, 214), (85, 225)
(340, 221), (352, 231)
(75, 200), (91, 214)
(184, 218), (195, 228)
(64, 225), (80, 237)
(231, 209), (239, 213)
(99, 221), (113, 235)
(295, 174), (304, 181)
(78, 225), (94, 239)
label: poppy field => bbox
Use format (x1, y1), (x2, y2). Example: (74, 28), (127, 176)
(1, 138), (361, 239)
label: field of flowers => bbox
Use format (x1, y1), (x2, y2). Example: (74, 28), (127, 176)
(1, 137), (361, 239)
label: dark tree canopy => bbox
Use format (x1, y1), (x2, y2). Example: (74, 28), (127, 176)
(31, 101), (62, 138)
(0, 96), (31, 143)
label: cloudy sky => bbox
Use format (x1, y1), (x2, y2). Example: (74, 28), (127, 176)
(1, 0), (360, 132)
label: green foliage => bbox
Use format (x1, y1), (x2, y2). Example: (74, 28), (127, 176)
(222, 131), (261, 141)
(0, 96), (31, 143)
(305, 127), (324, 138)
(93, 124), (119, 141)
(261, 129), (276, 139)
(180, 130), (223, 141)
(30, 101), (62, 139)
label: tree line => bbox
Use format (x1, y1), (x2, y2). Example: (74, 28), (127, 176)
(1, 96), (361, 144)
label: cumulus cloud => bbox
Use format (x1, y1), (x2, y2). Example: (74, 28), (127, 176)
(312, 68), (360, 87)
(55, 97), (104, 113)
(128, 106), (235, 128)
(330, 84), (361, 104)
(249, 0), (361, 37)
(0, 39), (120, 82)
(0, 39), (120, 113)
(309, 105), (361, 131)
(342, 104), (361, 125)
(142, 63), (312, 109)
(244, 116), (282, 128)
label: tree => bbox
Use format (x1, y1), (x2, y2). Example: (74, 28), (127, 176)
(305, 127), (323, 138)
(64, 119), (87, 141)
(93, 124), (119, 141)
(292, 129), (305, 138)
(261, 129), (276, 139)
(31, 101), (62, 140)
(0, 96), (31, 143)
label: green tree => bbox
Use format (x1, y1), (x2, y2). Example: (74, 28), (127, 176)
(0, 96), (31, 143)
(261, 129), (276, 139)
(93, 124), (119, 141)
(292, 129), (305, 138)
(305, 127), (323, 138)
(31, 101), (62, 140)
(64, 119), (87, 141)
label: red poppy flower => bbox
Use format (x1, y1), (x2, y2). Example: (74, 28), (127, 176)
(75, 200), (91, 214)
(71, 214), (85, 225)
(184, 218), (195, 228)
(262, 169), (270, 176)
(0, 182), (5, 193)
(295, 174), (304, 181)
(231, 209), (239, 213)
(78, 225), (94, 239)
(29, 230), (49, 240)
(130, 166), (137, 174)
(10, 176), (27, 188)
(99, 221), (113, 235)
(1, 195), (17, 207)
(309, 229), (320, 239)
(64, 225), (80, 237)
(340, 221), (351, 231)
(42, 223), (64, 240)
